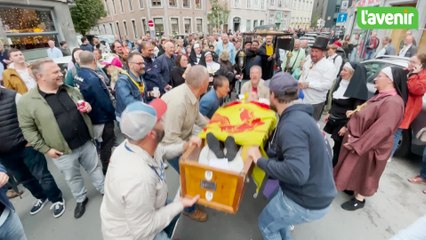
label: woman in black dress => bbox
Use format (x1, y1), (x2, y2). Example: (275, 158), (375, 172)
(324, 62), (369, 166)
(170, 54), (189, 87)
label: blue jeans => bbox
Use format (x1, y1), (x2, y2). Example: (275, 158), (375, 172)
(0, 210), (27, 240)
(365, 49), (376, 60)
(391, 215), (426, 240)
(0, 146), (62, 203)
(169, 156), (195, 213)
(390, 129), (403, 158)
(259, 189), (331, 240)
(420, 147), (426, 179)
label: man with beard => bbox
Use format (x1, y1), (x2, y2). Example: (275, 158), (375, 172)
(243, 40), (262, 80)
(140, 41), (165, 100)
(258, 35), (281, 80)
(101, 99), (200, 240)
(248, 72), (336, 240)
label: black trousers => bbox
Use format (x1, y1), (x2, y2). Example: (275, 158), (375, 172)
(99, 121), (116, 174)
(0, 146), (62, 203)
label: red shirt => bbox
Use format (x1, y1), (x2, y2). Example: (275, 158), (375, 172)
(400, 69), (426, 129)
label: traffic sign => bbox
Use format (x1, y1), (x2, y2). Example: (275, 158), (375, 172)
(336, 12), (348, 26)
(148, 20), (154, 27)
(341, 0), (349, 10)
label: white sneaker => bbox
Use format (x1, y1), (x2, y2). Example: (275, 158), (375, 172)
(50, 199), (66, 218)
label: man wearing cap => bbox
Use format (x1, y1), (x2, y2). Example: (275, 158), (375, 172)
(248, 72), (336, 240)
(161, 65), (210, 222)
(101, 100), (200, 240)
(299, 37), (336, 121)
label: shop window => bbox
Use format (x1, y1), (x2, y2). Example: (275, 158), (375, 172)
(0, 7), (59, 50)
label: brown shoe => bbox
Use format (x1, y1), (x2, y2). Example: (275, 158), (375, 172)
(7, 189), (23, 199)
(183, 208), (208, 222)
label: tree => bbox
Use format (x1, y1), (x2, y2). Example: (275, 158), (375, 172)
(70, 0), (106, 35)
(207, 0), (229, 32)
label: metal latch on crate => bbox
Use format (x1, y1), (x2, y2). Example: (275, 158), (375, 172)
(200, 180), (216, 191)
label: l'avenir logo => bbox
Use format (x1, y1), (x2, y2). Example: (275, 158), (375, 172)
(357, 7), (418, 29)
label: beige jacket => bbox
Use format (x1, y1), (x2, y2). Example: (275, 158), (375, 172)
(100, 140), (184, 240)
(161, 83), (209, 145)
(241, 79), (270, 99)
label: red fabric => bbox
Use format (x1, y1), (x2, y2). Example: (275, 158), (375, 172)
(252, 87), (258, 94)
(400, 69), (426, 129)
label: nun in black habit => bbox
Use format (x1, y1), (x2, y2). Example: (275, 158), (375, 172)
(324, 62), (369, 166)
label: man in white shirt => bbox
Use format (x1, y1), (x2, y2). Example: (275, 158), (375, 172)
(46, 40), (63, 59)
(101, 99), (200, 240)
(299, 37), (336, 121)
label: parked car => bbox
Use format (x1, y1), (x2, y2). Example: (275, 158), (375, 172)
(361, 55), (426, 157)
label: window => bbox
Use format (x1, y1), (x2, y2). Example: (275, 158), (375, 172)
(196, 19), (202, 33)
(116, 22), (122, 39)
(260, 20), (264, 25)
(103, 24), (107, 34)
(271, 0), (274, 6)
(110, 23), (114, 34)
(141, 18), (148, 35)
(247, 0), (251, 8)
(128, 0), (133, 10)
(120, 0), (124, 12)
(254, 20), (258, 27)
(169, 0), (177, 7)
(112, 0), (117, 14)
(246, 20), (251, 31)
(184, 18), (191, 34)
(154, 18), (164, 33)
(104, 0), (110, 15)
(171, 18), (179, 34)
(260, 0), (264, 9)
(123, 21), (128, 36)
(195, 0), (201, 9)
(139, 0), (144, 8)
(0, 7), (59, 50)
(278, 0), (282, 7)
(234, 0), (240, 7)
(131, 20), (137, 38)
(152, 0), (161, 6)
(183, 0), (190, 7)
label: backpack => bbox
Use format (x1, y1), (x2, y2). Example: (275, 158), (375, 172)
(332, 47), (348, 77)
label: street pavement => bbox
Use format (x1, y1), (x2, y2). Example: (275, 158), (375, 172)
(10, 145), (426, 240)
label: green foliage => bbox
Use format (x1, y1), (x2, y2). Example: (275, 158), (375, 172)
(70, 0), (106, 35)
(207, 0), (230, 31)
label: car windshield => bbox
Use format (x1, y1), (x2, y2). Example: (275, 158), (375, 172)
(362, 61), (401, 83)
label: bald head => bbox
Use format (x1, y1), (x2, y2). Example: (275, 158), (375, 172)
(79, 51), (96, 67)
(405, 35), (414, 45)
(294, 39), (301, 50)
(186, 65), (209, 97)
(221, 34), (229, 44)
(164, 41), (175, 57)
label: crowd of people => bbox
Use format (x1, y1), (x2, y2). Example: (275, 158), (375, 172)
(0, 28), (425, 240)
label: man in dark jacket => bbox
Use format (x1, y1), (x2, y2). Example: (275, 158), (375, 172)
(258, 35), (281, 80)
(156, 41), (176, 91)
(75, 52), (116, 174)
(0, 87), (65, 218)
(140, 41), (164, 100)
(248, 72), (336, 239)
(0, 163), (27, 239)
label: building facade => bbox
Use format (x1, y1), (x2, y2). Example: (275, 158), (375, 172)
(289, 0), (313, 29)
(95, 0), (209, 39)
(0, 0), (79, 60)
(220, 0), (268, 33)
(310, 0), (327, 28)
(268, 0), (292, 30)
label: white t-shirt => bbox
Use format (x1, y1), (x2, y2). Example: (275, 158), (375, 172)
(16, 68), (37, 90)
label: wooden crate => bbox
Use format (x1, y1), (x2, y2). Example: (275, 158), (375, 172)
(179, 144), (254, 214)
